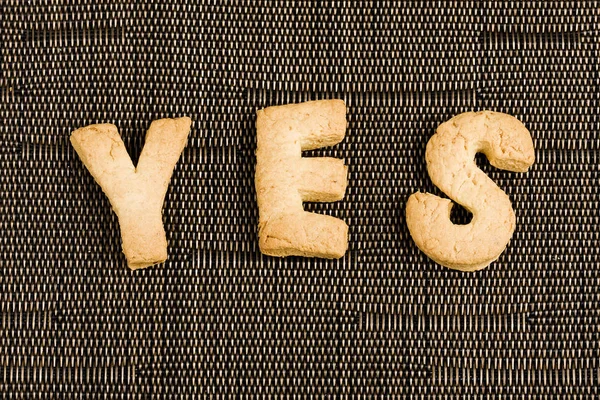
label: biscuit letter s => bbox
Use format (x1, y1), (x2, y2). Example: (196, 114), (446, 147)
(406, 111), (535, 271)
(70, 118), (192, 270)
(255, 100), (349, 258)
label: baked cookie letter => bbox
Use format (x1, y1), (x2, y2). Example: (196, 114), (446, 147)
(70, 117), (192, 270)
(255, 100), (349, 258)
(406, 111), (535, 271)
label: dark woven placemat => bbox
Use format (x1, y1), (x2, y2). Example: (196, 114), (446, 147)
(1, 1), (598, 398)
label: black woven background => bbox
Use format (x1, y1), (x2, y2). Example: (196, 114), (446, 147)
(1, 1), (599, 398)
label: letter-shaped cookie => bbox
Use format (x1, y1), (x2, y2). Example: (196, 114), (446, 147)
(406, 111), (535, 271)
(70, 117), (192, 270)
(255, 100), (348, 258)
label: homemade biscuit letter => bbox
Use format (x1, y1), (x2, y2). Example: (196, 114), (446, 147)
(406, 111), (535, 271)
(255, 100), (349, 258)
(70, 117), (192, 270)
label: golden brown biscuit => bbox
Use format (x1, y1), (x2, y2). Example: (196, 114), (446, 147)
(70, 117), (191, 270)
(406, 111), (535, 271)
(255, 100), (348, 258)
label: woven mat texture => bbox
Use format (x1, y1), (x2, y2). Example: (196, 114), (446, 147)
(1, 1), (599, 398)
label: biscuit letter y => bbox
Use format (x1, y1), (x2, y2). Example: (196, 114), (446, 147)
(70, 118), (191, 270)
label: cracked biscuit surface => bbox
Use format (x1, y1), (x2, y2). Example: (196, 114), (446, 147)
(255, 100), (348, 258)
(406, 111), (535, 271)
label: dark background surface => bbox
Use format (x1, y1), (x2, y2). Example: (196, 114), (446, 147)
(1, 1), (599, 398)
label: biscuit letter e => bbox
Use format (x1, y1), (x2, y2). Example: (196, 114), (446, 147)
(255, 100), (349, 259)
(70, 118), (191, 270)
